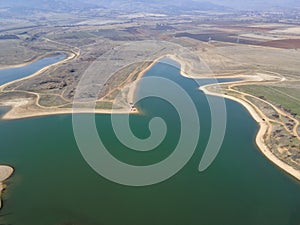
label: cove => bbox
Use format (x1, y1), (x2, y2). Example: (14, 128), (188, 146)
(0, 58), (299, 225)
(0, 54), (66, 86)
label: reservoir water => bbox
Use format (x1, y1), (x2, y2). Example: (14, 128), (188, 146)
(0, 58), (299, 225)
(0, 54), (66, 85)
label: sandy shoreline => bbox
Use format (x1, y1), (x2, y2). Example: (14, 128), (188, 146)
(0, 50), (77, 92)
(0, 51), (80, 205)
(1, 107), (138, 120)
(0, 57), (43, 70)
(0, 49), (80, 119)
(0, 165), (14, 209)
(0, 52), (155, 120)
(170, 55), (300, 181)
(0, 54), (299, 183)
(126, 55), (167, 105)
(0, 53), (256, 120)
(0, 51), (71, 70)
(200, 83), (300, 181)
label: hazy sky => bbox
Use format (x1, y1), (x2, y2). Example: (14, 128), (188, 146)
(206, 0), (300, 10)
(1, 0), (300, 11)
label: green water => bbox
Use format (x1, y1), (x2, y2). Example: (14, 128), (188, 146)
(0, 59), (299, 225)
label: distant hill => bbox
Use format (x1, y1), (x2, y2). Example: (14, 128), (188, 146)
(0, 0), (100, 11)
(0, 0), (229, 14)
(2, 0), (298, 14)
(207, 0), (300, 11)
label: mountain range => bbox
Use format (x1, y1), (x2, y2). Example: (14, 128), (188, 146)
(0, 0), (299, 13)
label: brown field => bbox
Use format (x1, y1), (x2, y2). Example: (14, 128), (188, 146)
(260, 39), (300, 49)
(219, 25), (275, 32)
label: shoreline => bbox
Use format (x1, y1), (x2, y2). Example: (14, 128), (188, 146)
(0, 52), (155, 120)
(0, 49), (80, 119)
(0, 51), (70, 70)
(0, 50), (77, 92)
(0, 54), (166, 120)
(0, 165), (14, 209)
(0, 54), (261, 120)
(1, 107), (138, 120)
(126, 55), (167, 105)
(200, 83), (300, 181)
(1, 54), (299, 182)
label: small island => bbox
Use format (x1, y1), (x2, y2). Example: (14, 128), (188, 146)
(0, 165), (14, 209)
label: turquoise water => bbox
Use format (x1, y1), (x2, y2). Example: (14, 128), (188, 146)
(0, 54), (66, 85)
(0, 59), (299, 225)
